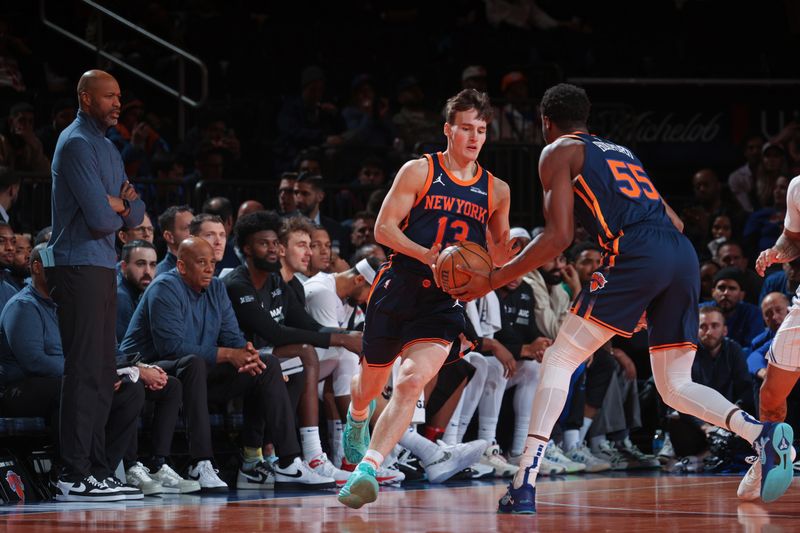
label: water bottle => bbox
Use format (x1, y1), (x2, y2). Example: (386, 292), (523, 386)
(652, 429), (665, 455)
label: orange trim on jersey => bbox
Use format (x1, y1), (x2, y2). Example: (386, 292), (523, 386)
(401, 337), (451, 354)
(585, 315), (633, 338)
(412, 154), (436, 208)
(361, 354), (400, 368)
(575, 175), (615, 240)
(574, 186), (597, 219)
(650, 342), (698, 353)
(558, 134), (584, 141)
(437, 152), (483, 187)
(487, 171), (495, 217)
(366, 258), (392, 305)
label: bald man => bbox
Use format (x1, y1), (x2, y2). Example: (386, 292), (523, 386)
(120, 238), (335, 491)
(46, 69), (147, 502)
(237, 200), (265, 220)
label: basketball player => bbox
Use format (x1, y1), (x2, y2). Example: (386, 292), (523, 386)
(337, 89), (514, 509)
(737, 174), (800, 501)
(449, 83), (793, 513)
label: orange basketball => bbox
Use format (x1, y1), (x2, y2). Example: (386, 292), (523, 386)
(435, 241), (493, 292)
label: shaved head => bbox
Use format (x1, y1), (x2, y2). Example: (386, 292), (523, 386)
(177, 236), (214, 262)
(77, 69), (121, 127)
(238, 200), (265, 219)
(77, 69), (116, 96)
(177, 237), (216, 291)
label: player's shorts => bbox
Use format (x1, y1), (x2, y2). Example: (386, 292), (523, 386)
(767, 301), (800, 371)
(570, 223), (699, 351)
(362, 258), (464, 368)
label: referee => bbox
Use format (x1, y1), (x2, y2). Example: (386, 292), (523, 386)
(44, 70), (146, 502)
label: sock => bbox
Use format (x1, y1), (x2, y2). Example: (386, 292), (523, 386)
(361, 450), (384, 471)
(300, 426), (324, 460)
(563, 429), (580, 452)
(421, 425), (445, 442)
(399, 426), (441, 465)
(589, 435), (606, 453)
(456, 417), (471, 443)
(328, 419), (344, 466)
(478, 416), (498, 443)
(578, 417), (593, 443)
(442, 418), (459, 445)
(512, 436), (547, 489)
(242, 446), (263, 469)
(349, 404), (369, 422)
(511, 419), (530, 456)
(728, 409), (764, 444)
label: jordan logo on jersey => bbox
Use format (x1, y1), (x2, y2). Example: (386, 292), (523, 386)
(452, 300), (463, 308)
(432, 174), (445, 186)
(590, 271), (607, 292)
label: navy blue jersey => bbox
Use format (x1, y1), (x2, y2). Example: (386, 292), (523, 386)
(395, 152), (492, 274)
(567, 133), (673, 261)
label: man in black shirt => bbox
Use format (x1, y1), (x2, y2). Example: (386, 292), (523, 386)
(224, 211), (362, 486)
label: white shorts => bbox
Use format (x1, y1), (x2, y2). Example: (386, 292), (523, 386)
(768, 303), (800, 371)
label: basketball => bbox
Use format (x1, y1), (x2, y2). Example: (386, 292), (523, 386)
(435, 241), (493, 292)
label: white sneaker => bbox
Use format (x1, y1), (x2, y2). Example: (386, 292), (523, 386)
(237, 460), (275, 490)
(374, 461), (406, 486)
(566, 443), (612, 473)
(308, 453), (351, 487)
(274, 457), (336, 490)
(592, 439), (629, 470)
(103, 475), (144, 499)
(468, 461), (495, 479)
(150, 463), (201, 493)
(507, 453), (566, 476)
(424, 439), (488, 483)
(739, 446), (796, 500)
(125, 462), (163, 496)
(658, 434), (675, 463)
(479, 444), (519, 478)
(545, 442), (586, 473)
(187, 460), (228, 493)
(54, 474), (126, 502)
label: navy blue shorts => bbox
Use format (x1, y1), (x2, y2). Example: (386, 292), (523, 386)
(362, 260), (464, 367)
(571, 225), (699, 351)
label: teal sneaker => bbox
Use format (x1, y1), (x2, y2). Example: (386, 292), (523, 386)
(343, 400), (376, 464)
(756, 421), (794, 503)
(337, 462), (379, 509)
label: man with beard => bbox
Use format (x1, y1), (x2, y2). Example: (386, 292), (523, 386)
(0, 165), (20, 224)
(292, 173), (345, 255)
(0, 222), (20, 295)
(223, 211), (362, 486)
(524, 253), (581, 339)
(155, 205), (194, 278)
(700, 267), (764, 348)
(116, 240), (157, 341)
(8, 231), (30, 289)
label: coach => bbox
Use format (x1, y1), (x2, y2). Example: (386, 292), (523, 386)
(44, 69), (145, 497)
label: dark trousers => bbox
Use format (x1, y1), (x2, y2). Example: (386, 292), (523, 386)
(124, 376), (182, 465)
(45, 266), (118, 477)
(0, 375), (143, 478)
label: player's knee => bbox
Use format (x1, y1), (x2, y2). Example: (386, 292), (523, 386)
(296, 344), (320, 370)
(393, 370), (427, 398)
(516, 359), (539, 381)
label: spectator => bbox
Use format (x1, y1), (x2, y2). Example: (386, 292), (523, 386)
(34, 225), (51, 246)
(155, 205), (194, 278)
(202, 196), (241, 271)
(753, 143), (788, 210)
(8, 231), (30, 288)
(36, 98), (75, 160)
(682, 169), (742, 256)
(699, 260), (721, 302)
(743, 175), (790, 262)
(295, 148), (323, 176)
(714, 240), (763, 305)
(0, 165), (20, 224)
(307, 225), (332, 278)
(292, 173), (346, 254)
(224, 211), (363, 484)
(0, 102), (50, 173)
(524, 253), (580, 338)
(461, 65), (488, 92)
(340, 74), (395, 148)
(391, 76), (442, 151)
(118, 212), (155, 247)
(728, 133), (765, 213)
(491, 71), (540, 144)
(116, 240), (157, 342)
(106, 97), (169, 178)
(700, 267), (764, 348)
(346, 211), (377, 262)
(177, 108), (241, 171)
(0, 244), (144, 500)
(278, 172), (298, 216)
(707, 214), (733, 260)
(334, 157), (387, 221)
(746, 292), (791, 382)
(351, 243), (387, 265)
(189, 213), (230, 275)
(185, 143), (226, 185)
(237, 200), (264, 220)
(46, 70), (146, 502)
(120, 237), (335, 491)
(759, 258), (800, 302)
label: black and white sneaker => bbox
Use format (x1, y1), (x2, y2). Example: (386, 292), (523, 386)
(273, 457), (335, 490)
(104, 475), (144, 500)
(237, 460), (275, 489)
(187, 460), (228, 493)
(54, 474), (126, 502)
(395, 449), (426, 482)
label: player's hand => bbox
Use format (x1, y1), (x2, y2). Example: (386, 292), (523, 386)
(633, 312), (648, 333)
(561, 263), (582, 297)
(446, 265), (492, 302)
(120, 180), (139, 202)
(491, 340), (517, 378)
(612, 348), (637, 381)
(521, 337), (552, 362)
(756, 247), (782, 276)
(139, 365), (167, 391)
(107, 195), (127, 213)
(423, 243), (442, 286)
(337, 331), (363, 354)
(488, 228), (517, 266)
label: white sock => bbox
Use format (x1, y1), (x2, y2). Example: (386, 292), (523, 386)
(300, 426), (324, 461)
(728, 409), (764, 444)
(361, 450), (384, 470)
(399, 426), (441, 465)
(443, 393), (465, 445)
(563, 429), (580, 452)
(478, 416), (498, 443)
(578, 417), (593, 443)
(512, 436), (547, 489)
(511, 420), (529, 456)
(328, 419), (344, 466)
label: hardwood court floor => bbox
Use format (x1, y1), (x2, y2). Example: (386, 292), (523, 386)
(2, 473), (799, 532)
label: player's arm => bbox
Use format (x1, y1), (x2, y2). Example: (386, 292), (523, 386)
(486, 177), (514, 267)
(449, 141), (577, 301)
(374, 158), (440, 267)
(661, 198), (684, 233)
(756, 228), (800, 276)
